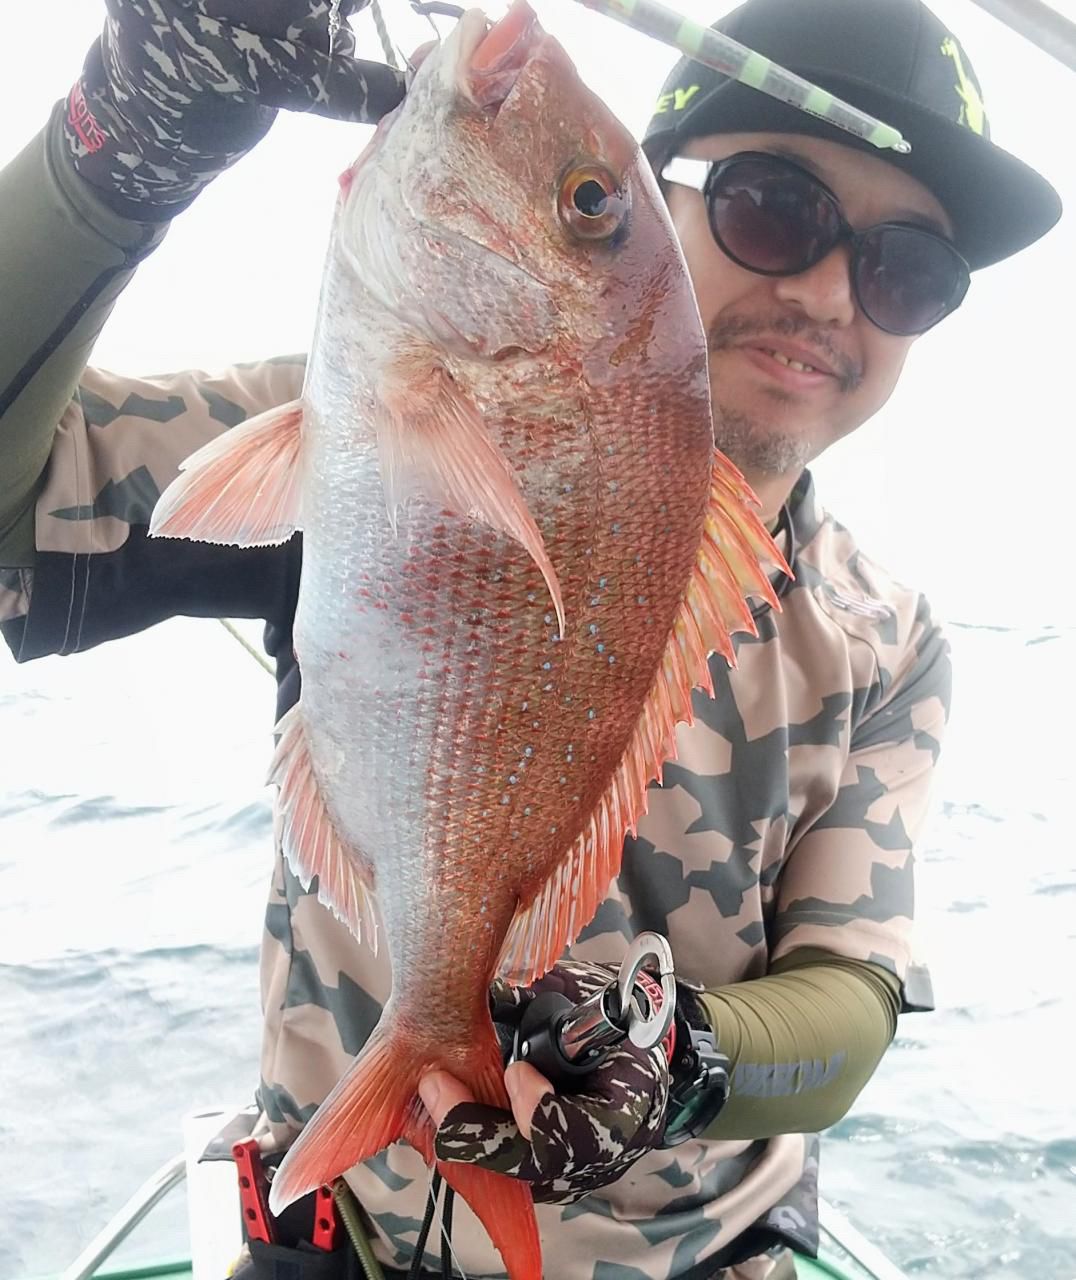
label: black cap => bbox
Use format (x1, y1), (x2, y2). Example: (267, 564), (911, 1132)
(641, 0), (1061, 270)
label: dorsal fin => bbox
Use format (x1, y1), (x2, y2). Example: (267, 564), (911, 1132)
(496, 452), (791, 984)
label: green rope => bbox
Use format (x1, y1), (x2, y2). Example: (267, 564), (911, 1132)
(217, 618), (275, 676)
(332, 1179), (387, 1280)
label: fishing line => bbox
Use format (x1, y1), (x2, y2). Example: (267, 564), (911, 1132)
(405, 1170), (468, 1280)
(439, 1185), (467, 1279)
(406, 1170), (442, 1279)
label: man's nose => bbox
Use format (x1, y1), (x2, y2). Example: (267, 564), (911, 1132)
(771, 244), (857, 328)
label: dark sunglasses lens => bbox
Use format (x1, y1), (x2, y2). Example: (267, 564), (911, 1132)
(855, 226), (968, 334)
(707, 158), (841, 274)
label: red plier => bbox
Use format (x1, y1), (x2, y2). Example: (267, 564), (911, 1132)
(232, 1141), (340, 1251)
(233, 1140), (275, 1245)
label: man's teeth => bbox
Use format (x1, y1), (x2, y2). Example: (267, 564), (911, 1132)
(765, 348), (820, 374)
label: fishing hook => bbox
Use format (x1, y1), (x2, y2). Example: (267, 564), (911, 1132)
(409, 0), (466, 18)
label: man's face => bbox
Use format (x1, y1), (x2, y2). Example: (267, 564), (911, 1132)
(664, 131), (955, 482)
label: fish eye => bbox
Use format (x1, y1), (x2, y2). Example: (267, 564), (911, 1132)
(558, 164), (628, 241)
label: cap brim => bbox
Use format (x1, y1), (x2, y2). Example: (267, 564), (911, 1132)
(644, 75), (1062, 270)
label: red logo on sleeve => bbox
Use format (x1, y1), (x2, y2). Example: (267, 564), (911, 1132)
(68, 82), (108, 153)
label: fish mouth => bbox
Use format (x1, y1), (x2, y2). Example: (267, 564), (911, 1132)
(458, 0), (544, 108)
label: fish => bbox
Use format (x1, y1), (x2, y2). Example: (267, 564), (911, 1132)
(149, 3), (789, 1275)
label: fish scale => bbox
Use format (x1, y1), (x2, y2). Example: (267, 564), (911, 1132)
(148, 3), (789, 1274)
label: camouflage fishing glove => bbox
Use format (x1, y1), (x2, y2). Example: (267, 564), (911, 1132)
(433, 959), (671, 1203)
(64, 0), (406, 220)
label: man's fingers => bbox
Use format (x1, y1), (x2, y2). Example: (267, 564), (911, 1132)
(418, 1068), (474, 1127)
(320, 54), (407, 123)
(504, 1060), (554, 1141)
(419, 1063), (555, 1139)
(236, 40), (406, 122)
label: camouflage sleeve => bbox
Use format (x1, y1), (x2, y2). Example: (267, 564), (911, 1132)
(770, 598), (952, 996)
(0, 356), (305, 662)
(0, 105), (167, 568)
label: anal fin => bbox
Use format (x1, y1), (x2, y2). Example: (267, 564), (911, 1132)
(268, 703), (378, 949)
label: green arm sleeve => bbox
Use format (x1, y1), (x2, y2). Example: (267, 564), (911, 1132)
(0, 103), (168, 567)
(697, 946), (902, 1140)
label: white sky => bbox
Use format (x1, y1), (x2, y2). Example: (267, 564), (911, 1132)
(2, 0), (1074, 626)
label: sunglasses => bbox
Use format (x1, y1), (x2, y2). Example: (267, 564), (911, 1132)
(661, 151), (970, 337)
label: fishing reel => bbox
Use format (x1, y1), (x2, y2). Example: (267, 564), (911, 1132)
(511, 932), (678, 1081)
(506, 932), (730, 1144)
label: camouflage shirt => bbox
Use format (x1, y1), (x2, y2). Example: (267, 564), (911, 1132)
(0, 360), (950, 1280)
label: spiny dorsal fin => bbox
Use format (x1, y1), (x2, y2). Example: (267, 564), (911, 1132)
(496, 451), (791, 984)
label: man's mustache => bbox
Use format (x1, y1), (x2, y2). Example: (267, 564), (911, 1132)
(708, 315), (862, 393)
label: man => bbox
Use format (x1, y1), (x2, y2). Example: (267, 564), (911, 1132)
(0, 0), (1060, 1278)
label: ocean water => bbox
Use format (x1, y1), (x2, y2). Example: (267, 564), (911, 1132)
(1, 616), (1074, 1280)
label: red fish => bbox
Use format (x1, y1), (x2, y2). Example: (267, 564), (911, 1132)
(151, 4), (788, 1275)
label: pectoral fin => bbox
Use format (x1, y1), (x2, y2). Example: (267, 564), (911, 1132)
(375, 353), (565, 636)
(150, 401), (303, 546)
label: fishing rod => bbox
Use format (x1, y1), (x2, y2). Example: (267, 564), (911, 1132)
(566, 0), (911, 151)
(967, 0), (1076, 73)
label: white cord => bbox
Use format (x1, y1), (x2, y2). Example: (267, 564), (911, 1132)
(369, 0), (401, 68)
(328, 0), (345, 57)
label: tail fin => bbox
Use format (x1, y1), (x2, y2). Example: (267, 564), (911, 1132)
(269, 1020), (542, 1280)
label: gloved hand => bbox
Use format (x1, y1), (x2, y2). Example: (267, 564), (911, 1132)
(419, 958), (671, 1204)
(64, 0), (407, 219)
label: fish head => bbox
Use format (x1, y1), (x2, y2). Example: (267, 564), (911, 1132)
(333, 1), (707, 376)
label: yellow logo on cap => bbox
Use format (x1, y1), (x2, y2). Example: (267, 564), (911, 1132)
(653, 84), (701, 115)
(940, 36), (986, 136)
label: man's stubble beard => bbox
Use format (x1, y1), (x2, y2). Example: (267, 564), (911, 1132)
(710, 392), (815, 477)
(706, 313), (860, 478)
